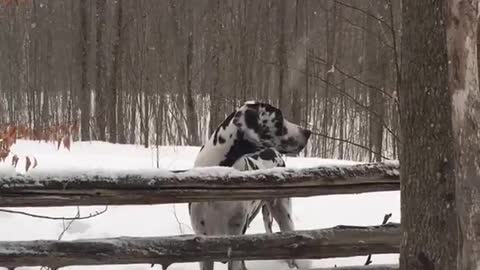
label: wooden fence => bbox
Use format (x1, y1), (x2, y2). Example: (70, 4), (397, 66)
(0, 162), (400, 269)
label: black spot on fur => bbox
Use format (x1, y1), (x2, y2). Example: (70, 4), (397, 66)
(281, 137), (297, 147)
(274, 123), (286, 136)
(218, 136), (226, 144)
(220, 111), (236, 129)
(235, 111), (243, 118)
(219, 131), (258, 167)
(246, 158), (259, 170)
(259, 148), (277, 161)
(244, 109), (260, 132)
(241, 220), (248, 235)
(200, 220), (205, 226)
(260, 127), (272, 140)
(229, 134), (233, 138)
(212, 127), (220, 146)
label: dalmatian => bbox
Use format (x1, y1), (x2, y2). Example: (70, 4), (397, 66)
(189, 101), (311, 270)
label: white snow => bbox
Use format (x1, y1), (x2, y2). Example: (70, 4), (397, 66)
(0, 140), (400, 270)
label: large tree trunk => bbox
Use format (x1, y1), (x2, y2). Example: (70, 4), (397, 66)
(446, 0), (480, 268)
(399, 1), (457, 270)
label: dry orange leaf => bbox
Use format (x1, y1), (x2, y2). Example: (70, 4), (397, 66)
(11, 154), (18, 167)
(63, 135), (71, 151)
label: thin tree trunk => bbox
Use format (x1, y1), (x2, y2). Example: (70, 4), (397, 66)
(95, 0), (107, 141)
(79, 0), (90, 141)
(107, 0), (123, 144)
(184, 6), (199, 146)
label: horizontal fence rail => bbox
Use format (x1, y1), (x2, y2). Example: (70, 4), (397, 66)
(0, 162), (399, 207)
(309, 266), (399, 270)
(0, 223), (400, 268)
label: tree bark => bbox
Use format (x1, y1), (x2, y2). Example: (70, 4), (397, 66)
(399, 1), (457, 270)
(446, 0), (480, 268)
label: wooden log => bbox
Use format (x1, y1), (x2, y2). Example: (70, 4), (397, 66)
(0, 223), (400, 268)
(308, 265), (398, 270)
(0, 162), (399, 207)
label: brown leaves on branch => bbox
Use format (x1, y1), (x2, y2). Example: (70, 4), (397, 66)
(0, 121), (78, 171)
(2, 0), (27, 7)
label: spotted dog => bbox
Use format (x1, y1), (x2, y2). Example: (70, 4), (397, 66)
(190, 102), (311, 270)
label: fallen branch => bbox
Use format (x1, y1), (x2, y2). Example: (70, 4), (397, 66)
(0, 223), (400, 268)
(0, 162), (399, 207)
(0, 206), (107, 220)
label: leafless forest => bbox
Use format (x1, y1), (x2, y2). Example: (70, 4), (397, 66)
(0, 0), (401, 161)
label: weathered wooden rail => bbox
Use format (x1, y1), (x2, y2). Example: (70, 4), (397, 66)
(0, 223), (400, 268)
(0, 162), (399, 207)
(0, 162), (400, 268)
(310, 266), (399, 270)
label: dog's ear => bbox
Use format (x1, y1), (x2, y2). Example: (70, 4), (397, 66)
(244, 108), (260, 132)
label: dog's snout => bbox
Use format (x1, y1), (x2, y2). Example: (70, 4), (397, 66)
(302, 129), (312, 139)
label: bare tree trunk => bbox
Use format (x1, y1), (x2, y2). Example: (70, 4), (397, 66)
(446, 1), (480, 268)
(184, 6), (199, 146)
(277, 0), (287, 109)
(79, 0), (91, 141)
(322, 0), (336, 158)
(107, 0), (123, 144)
(365, 1), (384, 162)
(399, 1), (457, 269)
(95, 0), (107, 141)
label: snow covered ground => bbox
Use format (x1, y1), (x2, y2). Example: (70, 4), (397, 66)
(0, 140), (400, 270)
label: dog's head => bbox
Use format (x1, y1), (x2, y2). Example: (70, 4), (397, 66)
(197, 101), (311, 167)
(228, 101), (311, 154)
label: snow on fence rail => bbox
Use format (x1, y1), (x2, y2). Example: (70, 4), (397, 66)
(0, 223), (400, 268)
(0, 162), (399, 207)
(0, 162), (400, 268)
(310, 266), (399, 270)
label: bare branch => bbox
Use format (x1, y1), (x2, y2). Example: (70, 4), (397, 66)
(0, 206), (108, 220)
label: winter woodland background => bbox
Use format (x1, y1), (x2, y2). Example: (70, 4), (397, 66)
(0, 0), (400, 161)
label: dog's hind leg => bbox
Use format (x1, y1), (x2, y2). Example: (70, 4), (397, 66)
(262, 204), (273, 234)
(265, 198), (310, 269)
(266, 198), (294, 232)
